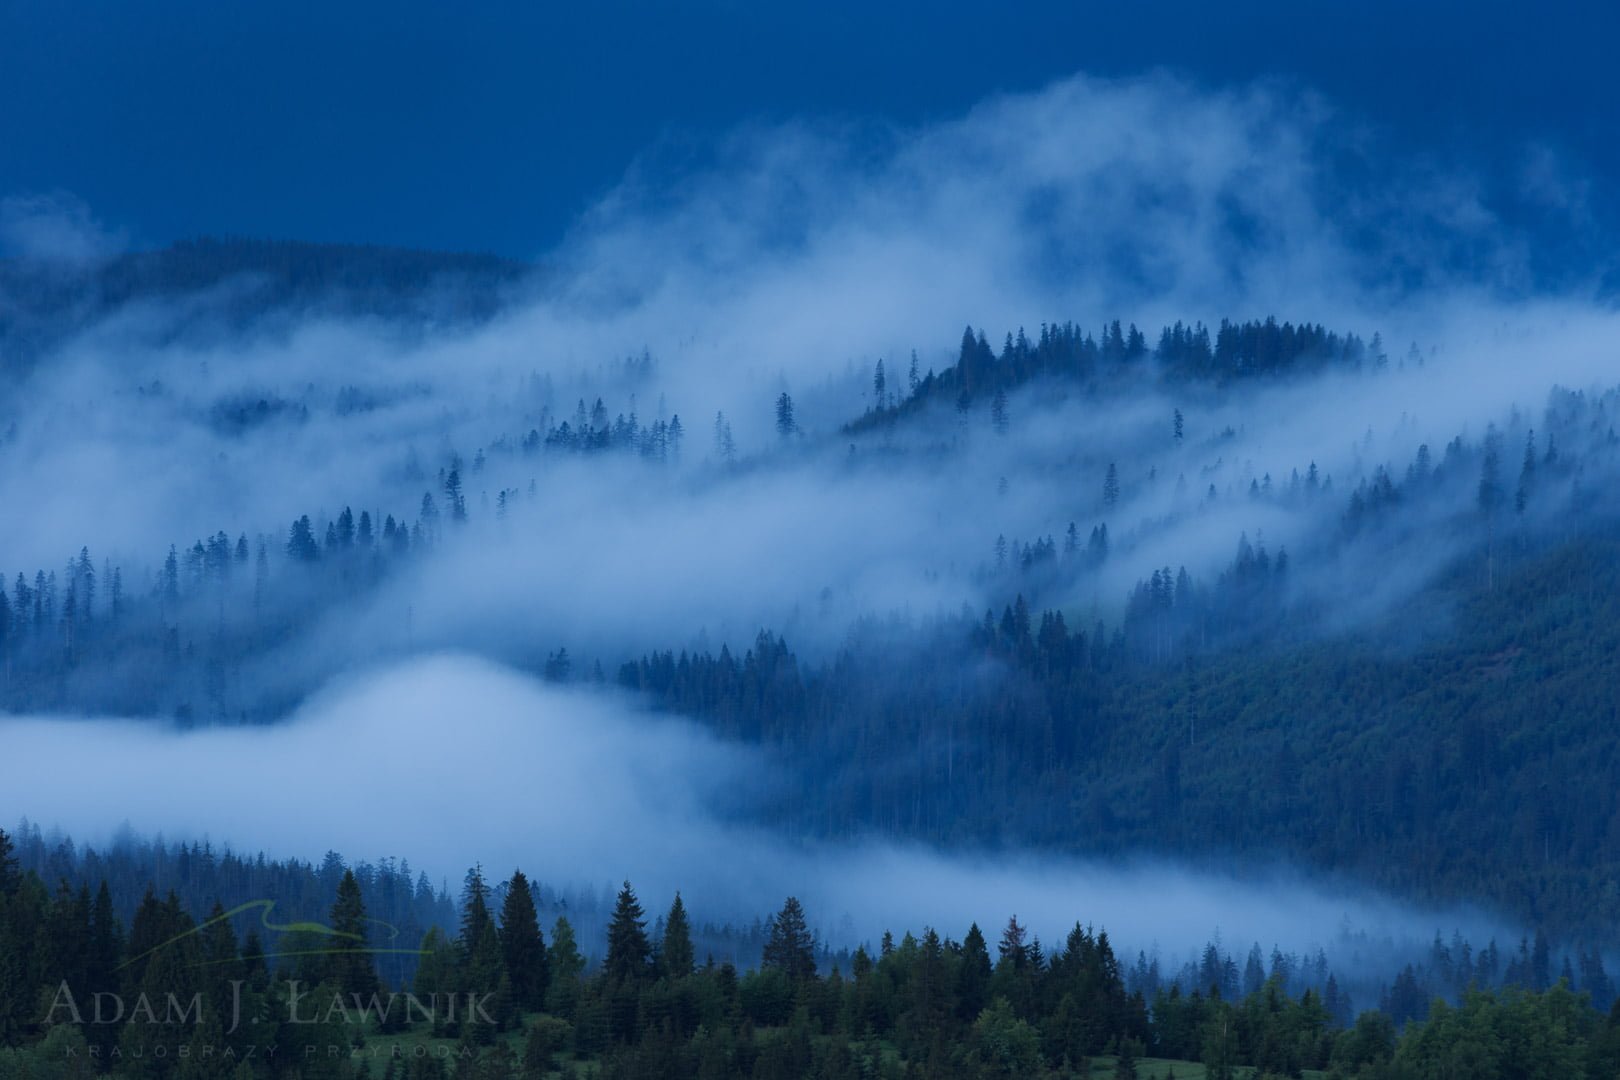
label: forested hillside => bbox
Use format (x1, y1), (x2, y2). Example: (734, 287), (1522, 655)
(9, 13), (1620, 1077)
(2, 309), (1617, 940)
(3, 830), (1618, 1079)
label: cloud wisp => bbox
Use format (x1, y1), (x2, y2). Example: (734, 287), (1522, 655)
(0, 654), (1503, 960)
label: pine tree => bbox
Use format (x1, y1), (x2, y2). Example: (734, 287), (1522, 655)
(604, 881), (651, 982)
(775, 392), (797, 439)
(1479, 427), (1504, 590)
(1516, 429), (1536, 514)
(998, 916), (1028, 970)
(1103, 463), (1120, 509)
(545, 916), (584, 1019)
(762, 896), (816, 982)
(668, 414), (684, 461)
(1115, 1037), (1138, 1079)
(287, 516), (319, 562)
(958, 923), (992, 1021)
(75, 547), (95, 622)
(1478, 427), (1503, 517)
(163, 546), (182, 606)
(459, 867), (506, 1001)
(661, 892), (695, 979)
(713, 411), (735, 463)
(445, 469), (468, 521)
(499, 870), (548, 1011)
(328, 868), (379, 997)
(0, 827), (16, 896)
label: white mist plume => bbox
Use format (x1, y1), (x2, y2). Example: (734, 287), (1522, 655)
(0, 192), (125, 264)
(0, 655), (1502, 956)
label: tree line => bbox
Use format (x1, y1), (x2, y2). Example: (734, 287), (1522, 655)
(4, 834), (1619, 1078)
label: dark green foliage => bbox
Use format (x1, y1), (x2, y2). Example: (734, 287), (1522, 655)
(848, 316), (1370, 438)
(327, 868), (380, 998)
(661, 892), (695, 979)
(522, 1014), (571, 1076)
(762, 896), (816, 982)
(5, 315), (1618, 950)
(0, 853), (1613, 1078)
(498, 870), (548, 1011)
(0, 827), (16, 895)
(541, 915), (585, 1026)
(458, 867), (508, 1040)
(618, 529), (1620, 936)
(604, 881), (652, 983)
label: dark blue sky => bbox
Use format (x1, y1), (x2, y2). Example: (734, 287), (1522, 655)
(2, 0), (1616, 260)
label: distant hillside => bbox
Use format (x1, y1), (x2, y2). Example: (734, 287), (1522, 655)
(0, 236), (535, 373)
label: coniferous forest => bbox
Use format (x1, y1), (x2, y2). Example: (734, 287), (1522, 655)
(5, 241), (1620, 1074)
(8, 8), (1620, 1076)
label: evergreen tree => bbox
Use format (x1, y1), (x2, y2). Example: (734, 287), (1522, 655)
(0, 828), (15, 896)
(762, 896), (816, 982)
(667, 414), (684, 461)
(713, 411), (735, 463)
(1478, 427), (1503, 516)
(957, 923), (992, 1022)
(445, 469), (468, 522)
(1516, 429), (1536, 514)
(459, 867), (506, 1002)
(287, 515), (319, 561)
(661, 892), (695, 979)
(328, 868), (379, 997)
(1115, 1037), (1138, 1079)
(997, 915), (1028, 970)
(775, 392), (796, 439)
(499, 870), (548, 1012)
(604, 881), (652, 982)
(545, 916), (585, 1019)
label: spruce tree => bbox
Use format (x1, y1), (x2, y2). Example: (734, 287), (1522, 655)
(329, 868), (379, 998)
(545, 916), (585, 1019)
(459, 867), (506, 1008)
(0, 827), (16, 896)
(1115, 1037), (1138, 1079)
(1516, 429), (1536, 513)
(762, 896), (816, 982)
(604, 881), (651, 982)
(661, 892), (695, 979)
(498, 870), (548, 1011)
(88, 881), (122, 990)
(775, 393), (796, 439)
(958, 923), (992, 1022)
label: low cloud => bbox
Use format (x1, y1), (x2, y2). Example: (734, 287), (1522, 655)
(0, 655), (1502, 959)
(0, 191), (126, 264)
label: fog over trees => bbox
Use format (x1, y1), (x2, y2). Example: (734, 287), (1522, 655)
(3, 64), (1620, 1078)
